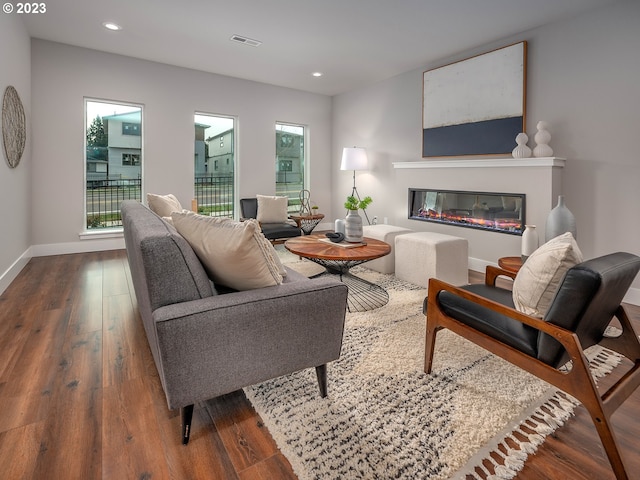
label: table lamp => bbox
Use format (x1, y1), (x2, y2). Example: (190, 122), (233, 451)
(340, 146), (370, 224)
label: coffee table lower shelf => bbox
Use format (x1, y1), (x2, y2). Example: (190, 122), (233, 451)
(305, 258), (389, 313)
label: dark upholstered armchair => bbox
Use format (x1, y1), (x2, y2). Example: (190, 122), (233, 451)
(240, 197), (302, 244)
(425, 252), (640, 480)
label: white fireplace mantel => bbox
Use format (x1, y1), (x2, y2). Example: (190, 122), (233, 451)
(391, 156), (567, 273)
(392, 157), (565, 169)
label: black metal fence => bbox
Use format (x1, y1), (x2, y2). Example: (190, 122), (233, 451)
(86, 175), (236, 229)
(194, 175), (234, 217)
(86, 178), (142, 228)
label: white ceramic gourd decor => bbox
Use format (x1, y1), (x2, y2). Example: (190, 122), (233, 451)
(533, 121), (554, 157)
(512, 132), (532, 158)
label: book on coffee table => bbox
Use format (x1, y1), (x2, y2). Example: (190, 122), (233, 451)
(318, 238), (367, 248)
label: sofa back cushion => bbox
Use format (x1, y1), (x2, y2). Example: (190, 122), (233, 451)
(122, 201), (214, 314)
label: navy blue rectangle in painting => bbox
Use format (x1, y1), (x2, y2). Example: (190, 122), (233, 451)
(422, 116), (523, 157)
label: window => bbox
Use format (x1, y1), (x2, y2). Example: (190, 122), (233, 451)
(194, 113), (236, 218)
(85, 99), (142, 229)
(122, 153), (140, 166)
(276, 123), (306, 212)
(122, 122), (141, 136)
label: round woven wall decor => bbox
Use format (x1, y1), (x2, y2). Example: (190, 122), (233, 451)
(2, 86), (26, 168)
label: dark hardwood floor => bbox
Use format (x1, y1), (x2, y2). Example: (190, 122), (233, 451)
(0, 250), (638, 479)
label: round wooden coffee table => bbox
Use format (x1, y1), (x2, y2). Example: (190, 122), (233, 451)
(284, 234), (391, 312)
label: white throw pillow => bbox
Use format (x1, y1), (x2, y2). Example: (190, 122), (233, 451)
(256, 194), (289, 223)
(147, 193), (183, 217)
(171, 211), (283, 290)
(512, 232), (583, 318)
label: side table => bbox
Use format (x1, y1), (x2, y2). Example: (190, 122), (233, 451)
(498, 256), (523, 274)
(290, 214), (325, 235)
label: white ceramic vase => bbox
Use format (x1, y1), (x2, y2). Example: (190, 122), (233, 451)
(545, 195), (576, 242)
(334, 218), (345, 235)
(533, 121), (554, 157)
(344, 210), (363, 242)
(512, 132), (532, 158)
(521, 225), (539, 262)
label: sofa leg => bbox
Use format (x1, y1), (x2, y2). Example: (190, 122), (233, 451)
(316, 364), (328, 397)
(181, 404), (194, 445)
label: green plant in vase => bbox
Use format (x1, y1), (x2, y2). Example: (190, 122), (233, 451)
(344, 195), (372, 211)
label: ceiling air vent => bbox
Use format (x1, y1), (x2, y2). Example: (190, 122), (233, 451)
(230, 35), (262, 47)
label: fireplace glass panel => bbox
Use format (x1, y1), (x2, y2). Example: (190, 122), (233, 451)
(408, 188), (525, 235)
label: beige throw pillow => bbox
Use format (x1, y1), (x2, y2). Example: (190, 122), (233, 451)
(171, 211), (283, 290)
(512, 232), (583, 318)
(256, 194), (289, 223)
(147, 193), (183, 217)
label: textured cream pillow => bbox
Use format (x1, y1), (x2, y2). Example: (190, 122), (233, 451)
(512, 232), (583, 318)
(147, 193), (183, 217)
(256, 195), (289, 223)
(171, 211), (283, 290)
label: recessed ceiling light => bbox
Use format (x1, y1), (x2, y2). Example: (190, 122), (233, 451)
(312, 72), (323, 77)
(102, 22), (122, 31)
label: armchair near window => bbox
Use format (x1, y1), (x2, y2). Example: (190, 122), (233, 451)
(240, 197), (302, 244)
(424, 252), (640, 480)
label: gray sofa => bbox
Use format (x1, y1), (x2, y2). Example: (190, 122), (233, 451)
(121, 200), (348, 444)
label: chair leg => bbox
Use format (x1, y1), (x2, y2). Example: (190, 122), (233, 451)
(424, 318), (439, 374)
(584, 403), (629, 480)
(570, 350), (631, 480)
(181, 404), (194, 445)
(316, 364), (328, 397)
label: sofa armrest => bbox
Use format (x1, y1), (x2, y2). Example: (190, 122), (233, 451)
(150, 276), (348, 409)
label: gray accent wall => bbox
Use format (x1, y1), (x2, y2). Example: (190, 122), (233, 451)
(332, 0), (640, 298)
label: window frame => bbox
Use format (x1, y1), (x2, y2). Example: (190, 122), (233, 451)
(275, 121), (308, 213)
(83, 98), (144, 233)
(194, 112), (238, 219)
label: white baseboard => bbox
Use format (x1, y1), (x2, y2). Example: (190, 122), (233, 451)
(0, 248), (32, 296)
(468, 256), (495, 274)
(624, 287), (640, 307)
(30, 237), (125, 257)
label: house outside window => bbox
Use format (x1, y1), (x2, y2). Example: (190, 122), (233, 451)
(276, 123), (306, 212)
(194, 113), (236, 217)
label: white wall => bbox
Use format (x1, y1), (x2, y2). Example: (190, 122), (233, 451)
(0, 15), (31, 293)
(30, 40), (333, 251)
(332, 0), (640, 297)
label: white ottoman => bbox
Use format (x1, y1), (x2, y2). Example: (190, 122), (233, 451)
(362, 224), (413, 274)
(395, 232), (468, 287)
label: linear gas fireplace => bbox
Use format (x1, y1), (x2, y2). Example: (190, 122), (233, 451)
(408, 188), (525, 235)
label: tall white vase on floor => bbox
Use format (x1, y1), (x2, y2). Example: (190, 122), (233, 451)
(521, 225), (539, 262)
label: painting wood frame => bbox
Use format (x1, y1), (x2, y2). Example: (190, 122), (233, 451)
(422, 41), (527, 157)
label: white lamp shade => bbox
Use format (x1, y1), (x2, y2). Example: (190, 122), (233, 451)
(340, 147), (368, 171)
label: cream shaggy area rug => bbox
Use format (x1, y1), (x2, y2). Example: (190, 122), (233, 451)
(247, 253), (621, 479)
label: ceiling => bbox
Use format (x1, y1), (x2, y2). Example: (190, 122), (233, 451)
(22, 0), (617, 96)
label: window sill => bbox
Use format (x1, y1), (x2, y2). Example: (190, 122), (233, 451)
(79, 229), (124, 240)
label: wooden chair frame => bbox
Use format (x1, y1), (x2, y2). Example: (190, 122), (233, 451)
(425, 265), (640, 480)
